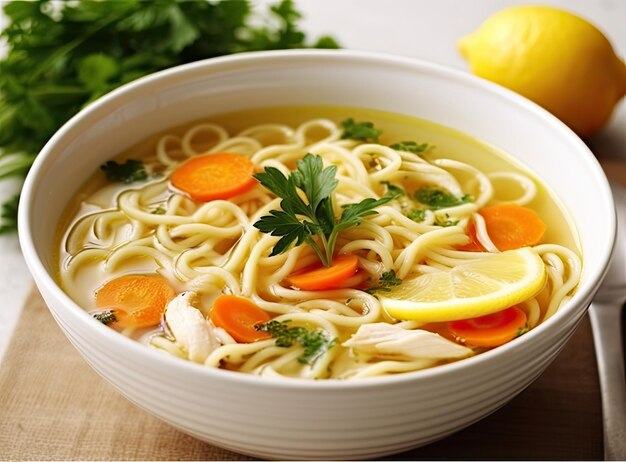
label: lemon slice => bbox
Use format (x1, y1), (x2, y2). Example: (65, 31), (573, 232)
(380, 247), (546, 322)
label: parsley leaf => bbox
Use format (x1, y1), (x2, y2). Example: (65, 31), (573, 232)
(256, 320), (336, 365)
(341, 118), (381, 142)
(253, 209), (312, 255)
(389, 141), (429, 154)
(77, 53), (119, 93)
(414, 188), (472, 209)
(366, 270), (402, 293)
(381, 181), (405, 199)
(406, 209), (426, 222)
(100, 159), (148, 184)
(337, 197), (391, 230)
(292, 153), (338, 213)
(253, 153), (391, 266)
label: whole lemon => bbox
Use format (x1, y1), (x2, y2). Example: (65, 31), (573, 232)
(458, 5), (626, 137)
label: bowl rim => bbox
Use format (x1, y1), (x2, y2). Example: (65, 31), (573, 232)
(18, 48), (616, 390)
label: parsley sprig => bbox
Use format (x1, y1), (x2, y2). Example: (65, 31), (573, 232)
(256, 320), (336, 365)
(341, 119), (381, 142)
(253, 153), (391, 266)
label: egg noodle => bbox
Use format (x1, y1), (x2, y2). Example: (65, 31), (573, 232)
(60, 118), (581, 379)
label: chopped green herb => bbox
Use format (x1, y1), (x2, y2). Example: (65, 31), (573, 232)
(256, 320), (336, 365)
(0, 193), (19, 234)
(389, 141), (429, 154)
(516, 326), (529, 337)
(151, 205), (167, 215)
(414, 188), (472, 209)
(0, 0), (339, 232)
(253, 153), (391, 266)
(100, 159), (148, 183)
(340, 118), (381, 142)
(435, 214), (460, 227)
(366, 269), (402, 293)
(406, 208), (427, 222)
(93, 310), (117, 325)
(381, 181), (405, 199)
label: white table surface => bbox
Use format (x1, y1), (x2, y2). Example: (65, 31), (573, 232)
(1, 0), (625, 360)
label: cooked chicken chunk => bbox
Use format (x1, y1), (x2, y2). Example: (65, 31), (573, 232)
(165, 291), (220, 363)
(343, 323), (473, 360)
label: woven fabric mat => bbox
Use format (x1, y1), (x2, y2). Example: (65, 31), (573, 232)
(0, 286), (603, 460)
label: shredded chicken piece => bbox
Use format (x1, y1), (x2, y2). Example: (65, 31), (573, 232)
(164, 291), (220, 363)
(343, 322), (473, 361)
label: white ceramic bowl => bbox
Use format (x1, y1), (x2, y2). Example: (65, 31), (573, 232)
(18, 50), (615, 460)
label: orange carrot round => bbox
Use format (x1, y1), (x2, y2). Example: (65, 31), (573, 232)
(286, 254), (359, 291)
(95, 274), (175, 329)
(479, 203), (546, 251)
(170, 152), (257, 202)
(456, 219), (487, 252)
(447, 306), (528, 348)
(210, 294), (272, 343)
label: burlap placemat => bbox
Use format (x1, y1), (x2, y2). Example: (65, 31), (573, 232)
(0, 286), (603, 461)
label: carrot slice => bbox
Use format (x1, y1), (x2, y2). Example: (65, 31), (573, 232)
(170, 152), (256, 202)
(479, 203), (546, 251)
(285, 254), (359, 291)
(95, 274), (175, 329)
(210, 295), (272, 343)
(456, 219), (487, 252)
(447, 306), (528, 347)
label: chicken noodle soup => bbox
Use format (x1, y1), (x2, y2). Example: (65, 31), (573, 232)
(58, 106), (581, 379)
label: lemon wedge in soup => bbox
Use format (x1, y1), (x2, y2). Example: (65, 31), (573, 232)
(380, 248), (546, 322)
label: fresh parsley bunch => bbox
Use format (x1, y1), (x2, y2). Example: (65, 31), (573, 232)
(0, 0), (339, 232)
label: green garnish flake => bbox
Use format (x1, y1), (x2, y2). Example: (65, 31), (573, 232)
(389, 141), (429, 154)
(406, 209), (426, 222)
(381, 181), (405, 199)
(366, 269), (402, 293)
(151, 205), (166, 215)
(0, 194), (19, 234)
(341, 118), (381, 142)
(256, 320), (336, 365)
(516, 326), (529, 337)
(100, 159), (148, 184)
(414, 188), (472, 210)
(434, 214), (460, 227)
(93, 310), (117, 325)
(253, 153), (391, 266)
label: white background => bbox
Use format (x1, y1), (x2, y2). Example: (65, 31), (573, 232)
(1, 0), (625, 359)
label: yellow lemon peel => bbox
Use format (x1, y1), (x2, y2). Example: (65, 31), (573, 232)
(380, 247), (546, 322)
